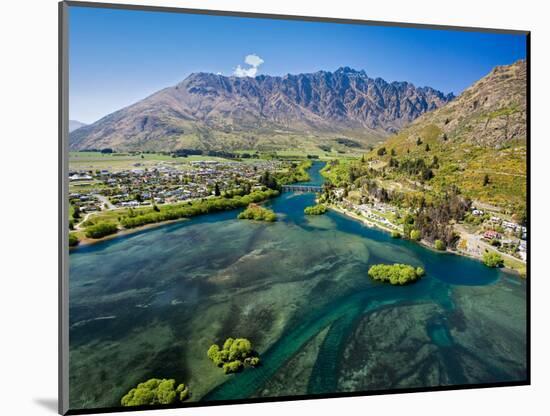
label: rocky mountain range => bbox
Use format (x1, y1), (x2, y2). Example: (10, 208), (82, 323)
(69, 67), (454, 151)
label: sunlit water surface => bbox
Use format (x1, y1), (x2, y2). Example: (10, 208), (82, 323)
(69, 162), (526, 409)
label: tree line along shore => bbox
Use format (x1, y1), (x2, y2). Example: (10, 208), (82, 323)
(317, 156), (526, 275)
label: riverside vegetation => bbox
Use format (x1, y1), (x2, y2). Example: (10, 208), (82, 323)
(304, 204), (327, 215)
(72, 189), (280, 245)
(483, 251), (504, 268)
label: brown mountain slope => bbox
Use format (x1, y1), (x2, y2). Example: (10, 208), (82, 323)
(369, 60), (527, 214)
(69, 68), (453, 152)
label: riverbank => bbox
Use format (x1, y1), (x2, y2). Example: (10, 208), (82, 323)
(68, 178), (527, 408)
(329, 204), (525, 276)
(71, 216), (192, 248)
(71, 189), (281, 248)
(329, 205), (396, 234)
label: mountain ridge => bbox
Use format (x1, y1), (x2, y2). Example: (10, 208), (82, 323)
(368, 59), (527, 212)
(69, 68), (454, 152)
(69, 120), (87, 133)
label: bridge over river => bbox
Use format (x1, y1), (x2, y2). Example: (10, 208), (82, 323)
(281, 184), (323, 193)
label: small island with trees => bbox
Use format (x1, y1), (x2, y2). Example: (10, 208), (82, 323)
(120, 378), (189, 407)
(304, 204), (327, 215)
(238, 204), (277, 222)
(368, 263), (425, 285)
(207, 337), (260, 374)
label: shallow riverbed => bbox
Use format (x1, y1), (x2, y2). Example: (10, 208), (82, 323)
(68, 162), (526, 409)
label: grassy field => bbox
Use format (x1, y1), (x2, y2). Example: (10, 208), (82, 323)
(69, 152), (231, 171)
(69, 148), (364, 173)
(366, 124), (527, 215)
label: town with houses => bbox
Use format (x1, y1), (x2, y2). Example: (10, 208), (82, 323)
(331, 191), (527, 265)
(69, 156), (527, 268)
(69, 159), (286, 213)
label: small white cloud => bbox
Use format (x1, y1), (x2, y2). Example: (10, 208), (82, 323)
(245, 54), (264, 67)
(233, 54), (264, 77)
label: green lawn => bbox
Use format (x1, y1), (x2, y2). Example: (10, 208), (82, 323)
(69, 152), (232, 171)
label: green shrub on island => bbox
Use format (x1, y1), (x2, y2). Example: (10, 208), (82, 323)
(409, 229), (421, 241)
(69, 233), (79, 247)
(368, 263), (425, 285)
(222, 360), (243, 374)
(434, 239), (446, 250)
(120, 189), (279, 229)
(391, 231), (401, 238)
(120, 378), (189, 407)
(244, 356), (260, 366)
(238, 204), (277, 222)
(207, 337), (260, 374)
(84, 222), (118, 239)
(483, 251), (504, 268)
(304, 204), (327, 215)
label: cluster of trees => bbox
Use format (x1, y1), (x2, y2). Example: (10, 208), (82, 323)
(363, 180), (391, 203)
(398, 158), (434, 181)
(207, 337), (260, 374)
(273, 160), (312, 185)
(513, 207), (527, 226)
(483, 251), (504, 268)
(220, 184), (254, 199)
(464, 211), (490, 226)
(121, 190), (279, 229)
(69, 233), (79, 247)
(238, 204), (277, 222)
(368, 263), (425, 285)
(170, 149), (257, 159)
(304, 204), (327, 215)
(171, 149), (203, 157)
(120, 378), (189, 407)
(72, 205), (81, 220)
(84, 222), (118, 239)
(409, 228), (422, 241)
(409, 190), (471, 247)
(79, 148), (114, 153)
(335, 138), (361, 148)
(259, 171), (279, 190)
(347, 164), (370, 183)
(434, 239), (447, 250)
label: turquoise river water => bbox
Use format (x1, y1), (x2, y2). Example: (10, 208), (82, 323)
(69, 161), (526, 409)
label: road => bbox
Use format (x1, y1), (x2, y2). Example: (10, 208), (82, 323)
(455, 224), (525, 265)
(95, 194), (116, 210)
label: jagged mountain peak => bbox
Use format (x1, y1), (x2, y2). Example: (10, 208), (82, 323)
(70, 67), (454, 152)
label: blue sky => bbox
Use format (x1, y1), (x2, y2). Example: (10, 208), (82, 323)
(69, 6), (527, 124)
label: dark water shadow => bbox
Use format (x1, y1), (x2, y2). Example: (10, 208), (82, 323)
(34, 398), (57, 413)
